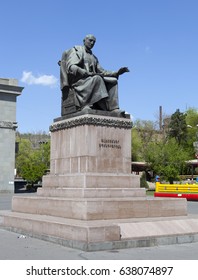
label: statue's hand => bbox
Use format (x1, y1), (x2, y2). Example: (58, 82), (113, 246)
(86, 72), (103, 77)
(117, 67), (130, 76)
(87, 72), (96, 76)
(82, 71), (96, 77)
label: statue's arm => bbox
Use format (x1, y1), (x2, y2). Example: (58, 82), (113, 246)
(69, 65), (88, 77)
(96, 62), (129, 78)
(96, 62), (118, 78)
(117, 67), (130, 76)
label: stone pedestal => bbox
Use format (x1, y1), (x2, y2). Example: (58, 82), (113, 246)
(1, 112), (195, 251)
(50, 114), (133, 174)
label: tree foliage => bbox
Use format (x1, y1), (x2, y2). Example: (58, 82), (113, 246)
(185, 108), (198, 157)
(144, 138), (189, 183)
(185, 107), (198, 127)
(16, 137), (50, 185)
(131, 128), (143, 161)
(168, 109), (187, 145)
(132, 119), (158, 161)
(132, 110), (195, 183)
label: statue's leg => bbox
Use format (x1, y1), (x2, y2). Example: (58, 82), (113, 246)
(94, 98), (108, 110)
(73, 75), (108, 110)
(103, 77), (119, 111)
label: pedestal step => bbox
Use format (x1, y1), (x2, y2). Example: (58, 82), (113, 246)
(11, 195), (187, 220)
(119, 217), (198, 239)
(42, 173), (140, 188)
(0, 211), (120, 244)
(37, 187), (146, 198)
(1, 210), (198, 251)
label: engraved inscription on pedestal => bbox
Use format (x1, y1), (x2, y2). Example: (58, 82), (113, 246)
(99, 139), (121, 149)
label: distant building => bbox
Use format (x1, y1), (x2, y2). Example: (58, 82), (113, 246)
(0, 78), (23, 192)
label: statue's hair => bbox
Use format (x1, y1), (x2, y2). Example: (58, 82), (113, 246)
(83, 34), (96, 42)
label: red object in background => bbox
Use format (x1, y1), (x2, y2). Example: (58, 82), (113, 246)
(154, 192), (198, 201)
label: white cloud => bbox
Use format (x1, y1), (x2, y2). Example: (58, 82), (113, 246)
(21, 71), (58, 87)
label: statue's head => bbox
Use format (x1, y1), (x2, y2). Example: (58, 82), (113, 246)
(83, 34), (96, 50)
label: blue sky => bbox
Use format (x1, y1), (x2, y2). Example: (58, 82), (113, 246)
(1, 0), (198, 132)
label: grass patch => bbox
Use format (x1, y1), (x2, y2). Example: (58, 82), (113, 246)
(146, 190), (155, 196)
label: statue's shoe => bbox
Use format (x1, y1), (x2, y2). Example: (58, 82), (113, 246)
(111, 108), (126, 117)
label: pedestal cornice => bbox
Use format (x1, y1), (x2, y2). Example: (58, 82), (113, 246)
(50, 115), (133, 132)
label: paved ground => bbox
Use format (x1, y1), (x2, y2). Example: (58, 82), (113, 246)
(0, 192), (198, 260)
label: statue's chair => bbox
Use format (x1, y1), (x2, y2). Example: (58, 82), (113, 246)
(58, 52), (78, 116)
(61, 86), (77, 116)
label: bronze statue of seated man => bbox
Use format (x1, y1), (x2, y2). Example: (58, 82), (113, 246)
(59, 34), (129, 116)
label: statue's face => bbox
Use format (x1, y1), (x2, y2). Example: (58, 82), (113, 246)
(84, 36), (96, 50)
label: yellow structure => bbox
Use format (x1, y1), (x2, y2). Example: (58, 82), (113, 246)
(155, 181), (198, 200)
(155, 181), (198, 194)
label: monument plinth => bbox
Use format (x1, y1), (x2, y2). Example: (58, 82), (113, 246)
(42, 114), (138, 189)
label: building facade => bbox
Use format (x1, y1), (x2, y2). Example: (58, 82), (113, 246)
(0, 78), (23, 192)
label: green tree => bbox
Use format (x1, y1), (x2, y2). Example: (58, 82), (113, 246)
(185, 107), (198, 127)
(185, 108), (198, 158)
(145, 138), (189, 183)
(131, 127), (143, 161)
(132, 119), (158, 161)
(16, 138), (50, 186)
(168, 109), (187, 145)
